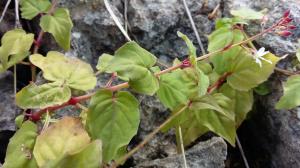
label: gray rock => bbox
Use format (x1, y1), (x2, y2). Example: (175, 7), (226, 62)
(59, 0), (126, 64)
(134, 137), (227, 168)
(0, 71), (18, 131)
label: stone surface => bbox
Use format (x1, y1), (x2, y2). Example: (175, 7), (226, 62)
(134, 137), (227, 168)
(0, 72), (18, 132)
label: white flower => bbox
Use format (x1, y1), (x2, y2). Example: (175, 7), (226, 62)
(253, 47), (272, 67)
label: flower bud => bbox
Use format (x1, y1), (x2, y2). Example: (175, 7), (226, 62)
(278, 31), (292, 37)
(283, 10), (290, 18)
(288, 25), (297, 30)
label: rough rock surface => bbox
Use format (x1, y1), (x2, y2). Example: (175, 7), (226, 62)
(134, 137), (227, 168)
(0, 72), (18, 132)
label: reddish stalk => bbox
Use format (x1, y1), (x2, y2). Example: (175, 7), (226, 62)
(207, 72), (232, 94)
(30, 0), (58, 81)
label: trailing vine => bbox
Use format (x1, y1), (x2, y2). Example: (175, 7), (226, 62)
(0, 1), (298, 167)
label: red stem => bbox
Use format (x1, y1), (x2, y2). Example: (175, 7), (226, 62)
(207, 72), (232, 94)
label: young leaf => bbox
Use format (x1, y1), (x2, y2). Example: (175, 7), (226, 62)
(96, 54), (114, 73)
(20, 0), (51, 20)
(30, 51), (97, 91)
(86, 90), (140, 162)
(276, 75), (300, 109)
(3, 121), (38, 168)
(219, 84), (253, 127)
(0, 29), (34, 72)
(40, 8), (73, 50)
(16, 82), (71, 109)
(208, 27), (233, 52)
(177, 31), (197, 65)
(210, 30), (244, 74)
(106, 42), (159, 95)
(45, 140), (102, 168)
(33, 117), (91, 167)
(230, 8), (264, 20)
(227, 52), (280, 91)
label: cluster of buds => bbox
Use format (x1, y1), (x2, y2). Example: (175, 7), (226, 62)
(275, 10), (297, 37)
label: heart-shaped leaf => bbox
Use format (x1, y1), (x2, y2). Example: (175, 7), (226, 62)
(227, 52), (280, 91)
(87, 90), (140, 162)
(0, 29), (34, 72)
(30, 51), (97, 91)
(104, 42), (159, 95)
(40, 8), (73, 50)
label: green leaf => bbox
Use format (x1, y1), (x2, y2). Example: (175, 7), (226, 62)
(196, 61), (212, 74)
(177, 31), (197, 65)
(96, 54), (114, 73)
(30, 51), (96, 91)
(231, 8), (264, 20)
(3, 121), (38, 168)
(227, 52), (280, 91)
(20, 0), (51, 20)
(40, 8), (73, 50)
(219, 84), (253, 127)
(16, 82), (71, 109)
(254, 82), (270, 95)
(208, 27), (233, 52)
(163, 94), (236, 146)
(276, 75), (300, 109)
(15, 115), (25, 129)
(210, 30), (244, 74)
(33, 117), (91, 167)
(106, 41), (159, 95)
(45, 140), (102, 168)
(194, 94), (236, 146)
(87, 90), (140, 162)
(156, 69), (191, 110)
(215, 17), (248, 29)
(0, 29), (34, 72)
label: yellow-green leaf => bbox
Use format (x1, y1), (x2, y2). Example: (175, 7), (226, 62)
(227, 52), (280, 91)
(20, 0), (51, 20)
(33, 117), (91, 167)
(87, 90), (140, 162)
(45, 140), (102, 168)
(276, 75), (300, 109)
(30, 51), (96, 91)
(3, 121), (38, 168)
(96, 53), (114, 73)
(0, 29), (34, 72)
(16, 82), (71, 109)
(231, 8), (264, 20)
(40, 8), (73, 50)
